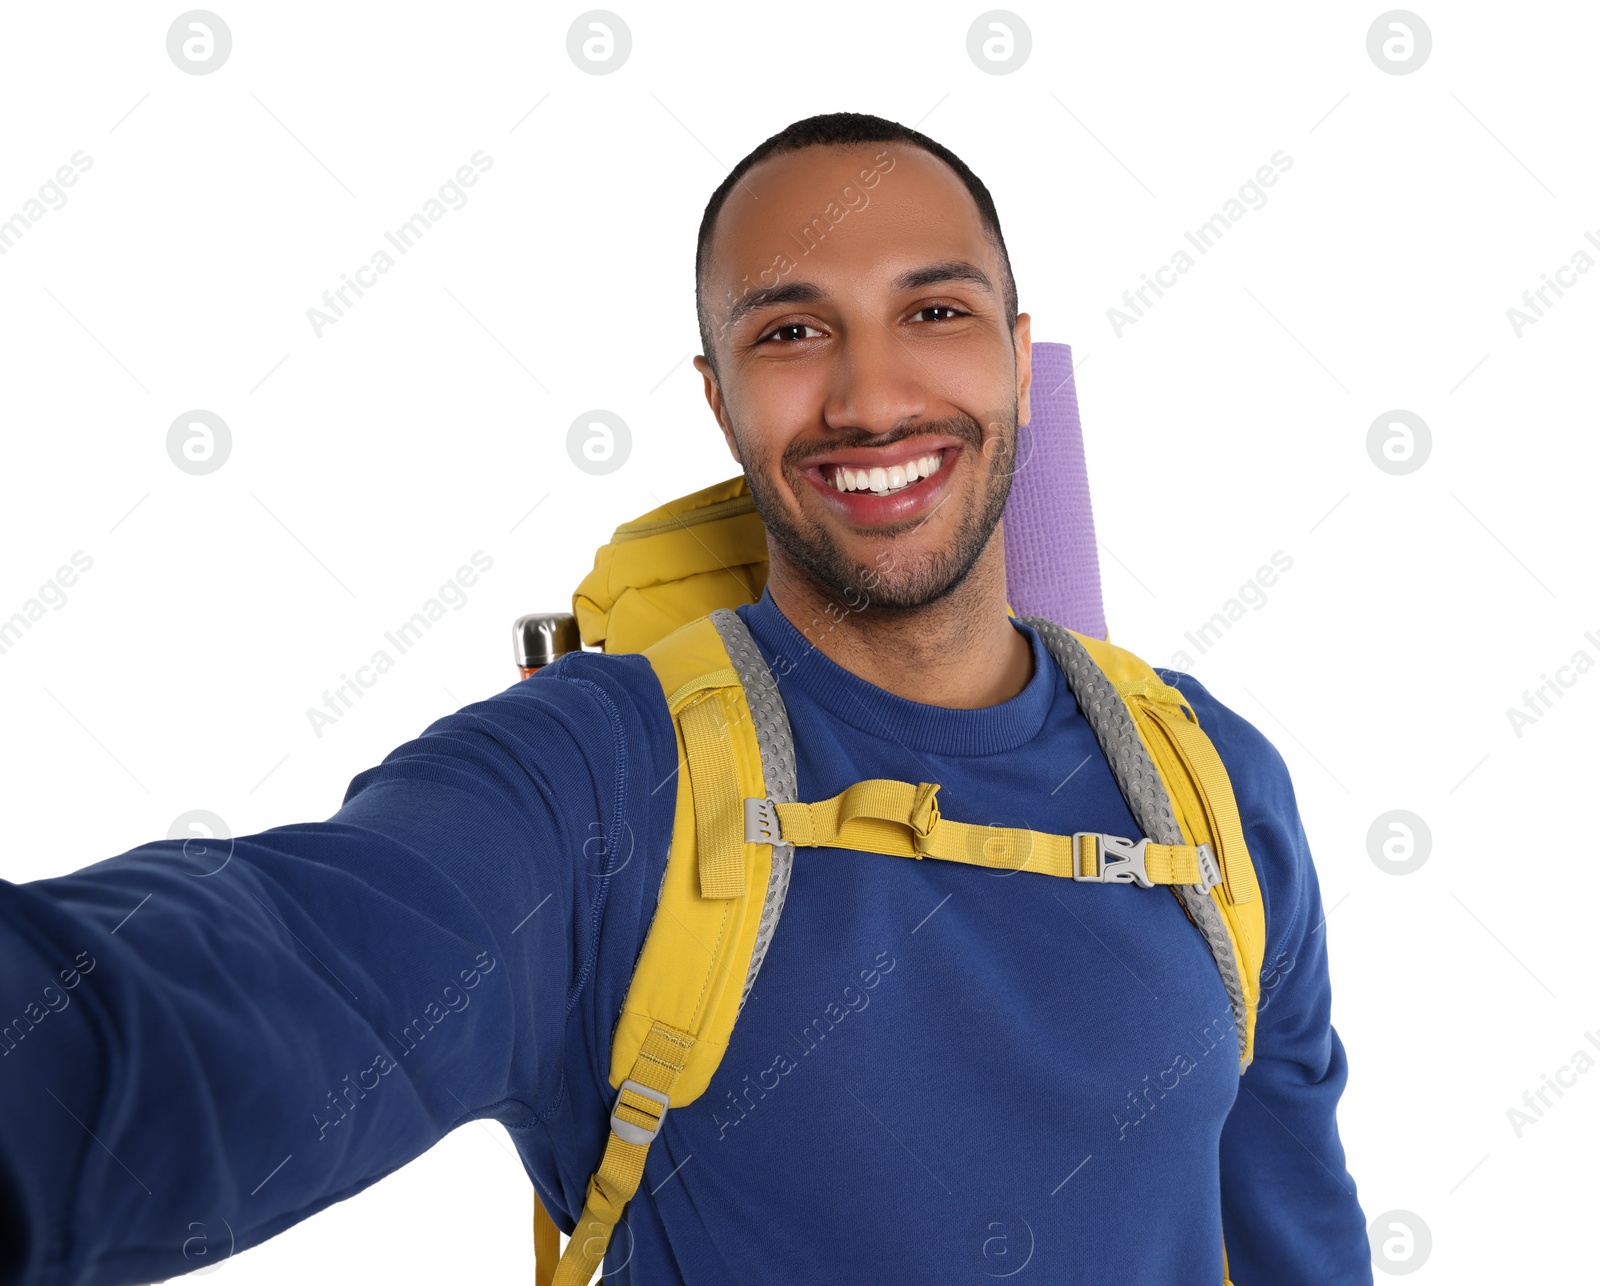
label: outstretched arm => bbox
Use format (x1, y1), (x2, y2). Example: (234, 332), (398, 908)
(0, 665), (630, 1286)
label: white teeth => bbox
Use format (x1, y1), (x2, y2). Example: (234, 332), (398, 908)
(827, 449), (944, 494)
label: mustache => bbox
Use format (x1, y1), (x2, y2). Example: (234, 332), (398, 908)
(788, 414), (987, 469)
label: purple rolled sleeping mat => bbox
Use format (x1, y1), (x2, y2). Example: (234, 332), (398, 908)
(1001, 341), (1107, 641)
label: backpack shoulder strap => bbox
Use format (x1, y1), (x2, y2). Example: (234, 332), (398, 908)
(1020, 616), (1268, 1073)
(536, 607), (795, 1286)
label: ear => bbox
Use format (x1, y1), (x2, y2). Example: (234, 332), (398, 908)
(693, 354), (742, 464)
(1013, 312), (1033, 429)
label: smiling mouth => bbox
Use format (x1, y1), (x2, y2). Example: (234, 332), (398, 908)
(813, 447), (949, 497)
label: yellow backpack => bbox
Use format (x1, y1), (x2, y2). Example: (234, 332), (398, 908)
(530, 474), (1267, 1286)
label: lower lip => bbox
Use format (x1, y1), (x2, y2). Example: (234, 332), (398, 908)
(801, 448), (961, 526)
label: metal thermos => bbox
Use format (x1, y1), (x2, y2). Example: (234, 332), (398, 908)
(513, 612), (582, 679)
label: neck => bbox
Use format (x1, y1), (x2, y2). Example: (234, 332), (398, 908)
(762, 525), (1034, 709)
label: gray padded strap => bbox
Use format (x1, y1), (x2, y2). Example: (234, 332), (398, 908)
(708, 608), (798, 1018)
(1020, 614), (1247, 1057)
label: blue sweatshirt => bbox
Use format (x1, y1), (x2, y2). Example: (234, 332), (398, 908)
(0, 587), (1371, 1284)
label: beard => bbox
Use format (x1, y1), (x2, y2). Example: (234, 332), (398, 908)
(733, 398), (1018, 613)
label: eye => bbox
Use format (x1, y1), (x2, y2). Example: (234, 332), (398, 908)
(757, 321), (825, 345)
(912, 302), (970, 323)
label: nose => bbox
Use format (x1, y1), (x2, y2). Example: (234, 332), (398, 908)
(818, 325), (931, 441)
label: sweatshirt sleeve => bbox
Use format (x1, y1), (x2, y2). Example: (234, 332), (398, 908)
(1157, 669), (1373, 1286)
(0, 658), (642, 1286)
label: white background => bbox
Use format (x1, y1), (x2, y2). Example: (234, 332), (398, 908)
(1, 1), (1595, 1281)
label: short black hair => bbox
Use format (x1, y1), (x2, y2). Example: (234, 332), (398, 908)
(695, 111), (1019, 380)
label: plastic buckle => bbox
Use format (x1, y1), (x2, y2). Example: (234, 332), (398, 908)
(1194, 842), (1222, 893)
(610, 1079), (669, 1146)
(1072, 832), (1153, 888)
(744, 796), (780, 844)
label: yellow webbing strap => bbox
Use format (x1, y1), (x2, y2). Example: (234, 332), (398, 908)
(533, 1192), (559, 1286)
(539, 1022), (693, 1285)
(769, 778), (1209, 884)
(679, 690), (747, 899)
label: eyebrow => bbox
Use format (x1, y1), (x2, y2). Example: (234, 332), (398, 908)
(720, 258), (997, 335)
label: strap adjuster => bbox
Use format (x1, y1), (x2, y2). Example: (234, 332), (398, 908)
(744, 796), (780, 844)
(1194, 842), (1222, 893)
(610, 1079), (669, 1146)
(1072, 832), (1154, 887)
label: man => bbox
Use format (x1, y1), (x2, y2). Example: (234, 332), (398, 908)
(0, 112), (1370, 1284)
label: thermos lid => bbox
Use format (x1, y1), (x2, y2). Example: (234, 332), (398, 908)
(513, 612), (582, 669)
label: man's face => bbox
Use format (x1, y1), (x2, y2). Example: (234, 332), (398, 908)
(693, 144), (1031, 613)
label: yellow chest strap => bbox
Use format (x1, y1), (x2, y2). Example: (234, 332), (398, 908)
(744, 778), (1222, 889)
